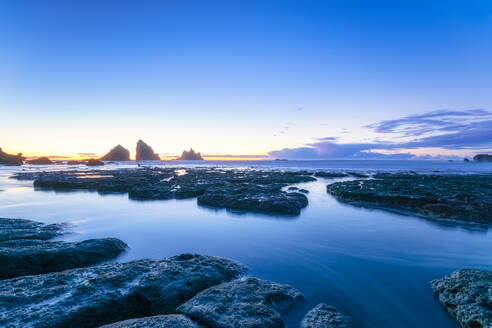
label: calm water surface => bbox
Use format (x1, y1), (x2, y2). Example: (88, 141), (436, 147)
(1, 160), (491, 328)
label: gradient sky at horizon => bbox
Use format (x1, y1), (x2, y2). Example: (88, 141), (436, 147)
(1, 0), (492, 159)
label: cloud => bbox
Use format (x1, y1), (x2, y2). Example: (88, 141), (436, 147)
(268, 109), (492, 159)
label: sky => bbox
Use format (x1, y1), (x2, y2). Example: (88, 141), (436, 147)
(1, 0), (492, 160)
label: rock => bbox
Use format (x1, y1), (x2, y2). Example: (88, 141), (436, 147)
(136, 139), (160, 160)
(430, 269), (491, 328)
(179, 149), (203, 160)
(87, 158), (105, 166)
(327, 173), (492, 224)
(178, 277), (303, 328)
(347, 172), (369, 178)
(27, 157), (54, 165)
(13, 168), (315, 215)
(301, 303), (353, 328)
(0, 218), (65, 242)
(464, 158), (471, 162)
(100, 145), (131, 161)
(0, 254), (245, 328)
(0, 238), (128, 279)
(99, 314), (202, 328)
(67, 160), (83, 165)
(315, 172), (349, 178)
(474, 154), (492, 162)
(0, 147), (24, 166)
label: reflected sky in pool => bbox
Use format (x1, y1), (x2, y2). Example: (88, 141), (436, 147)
(1, 162), (491, 328)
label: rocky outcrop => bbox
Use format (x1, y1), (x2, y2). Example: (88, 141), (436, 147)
(136, 139), (160, 160)
(0, 238), (128, 279)
(67, 160), (83, 165)
(179, 149), (203, 160)
(327, 173), (492, 224)
(100, 145), (131, 161)
(0, 218), (65, 242)
(100, 314), (202, 328)
(301, 303), (353, 328)
(0, 254), (245, 328)
(0, 147), (24, 166)
(14, 168), (315, 215)
(27, 157), (54, 165)
(87, 158), (105, 166)
(474, 154), (492, 162)
(178, 277), (303, 328)
(430, 269), (491, 328)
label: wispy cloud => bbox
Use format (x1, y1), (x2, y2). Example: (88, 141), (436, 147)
(268, 109), (492, 159)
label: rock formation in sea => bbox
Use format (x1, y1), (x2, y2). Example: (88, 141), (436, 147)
(179, 148), (203, 160)
(136, 139), (160, 160)
(0, 148), (24, 166)
(86, 158), (104, 166)
(473, 154), (492, 162)
(0, 218), (127, 279)
(26, 157), (54, 165)
(431, 269), (491, 328)
(67, 160), (83, 165)
(100, 144), (130, 161)
(301, 303), (354, 328)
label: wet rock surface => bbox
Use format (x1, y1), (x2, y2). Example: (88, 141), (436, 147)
(0, 254), (245, 328)
(12, 168), (316, 215)
(136, 139), (160, 160)
(327, 173), (492, 224)
(431, 269), (492, 328)
(301, 303), (353, 328)
(100, 144), (131, 161)
(178, 276), (303, 328)
(0, 237), (128, 279)
(99, 314), (202, 328)
(0, 218), (65, 242)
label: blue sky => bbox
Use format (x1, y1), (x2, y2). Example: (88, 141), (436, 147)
(1, 0), (492, 159)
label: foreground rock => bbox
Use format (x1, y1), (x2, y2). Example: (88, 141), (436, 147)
(178, 277), (303, 328)
(327, 173), (492, 224)
(136, 139), (160, 160)
(301, 303), (353, 328)
(13, 168), (315, 215)
(430, 269), (491, 328)
(0, 218), (65, 242)
(27, 157), (54, 165)
(474, 154), (492, 162)
(0, 254), (245, 328)
(0, 238), (128, 279)
(100, 314), (202, 328)
(179, 148), (203, 160)
(0, 147), (24, 165)
(100, 144), (131, 161)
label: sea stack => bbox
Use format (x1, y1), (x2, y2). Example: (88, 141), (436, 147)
(136, 140), (160, 160)
(100, 144), (130, 161)
(473, 154), (492, 162)
(0, 148), (24, 166)
(179, 148), (203, 160)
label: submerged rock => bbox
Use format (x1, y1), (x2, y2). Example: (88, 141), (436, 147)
(430, 269), (492, 328)
(0, 218), (65, 242)
(87, 158), (105, 166)
(327, 173), (492, 224)
(474, 154), (492, 162)
(13, 168), (315, 215)
(178, 276), (303, 328)
(100, 145), (131, 161)
(301, 303), (353, 328)
(179, 149), (203, 160)
(27, 157), (54, 165)
(0, 238), (128, 279)
(0, 254), (245, 328)
(100, 314), (202, 328)
(0, 147), (24, 166)
(136, 139), (160, 160)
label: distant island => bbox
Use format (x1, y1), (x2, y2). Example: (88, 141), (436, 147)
(179, 148), (203, 160)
